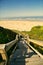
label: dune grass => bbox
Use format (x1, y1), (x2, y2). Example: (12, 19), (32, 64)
(29, 26), (43, 41)
(22, 26), (43, 41)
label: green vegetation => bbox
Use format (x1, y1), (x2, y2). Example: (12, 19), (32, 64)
(0, 27), (17, 44)
(22, 26), (43, 41)
(30, 42), (43, 55)
(29, 26), (43, 40)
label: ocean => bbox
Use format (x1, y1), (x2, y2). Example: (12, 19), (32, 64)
(0, 16), (43, 21)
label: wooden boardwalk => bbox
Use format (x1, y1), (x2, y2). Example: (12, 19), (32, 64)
(8, 39), (43, 65)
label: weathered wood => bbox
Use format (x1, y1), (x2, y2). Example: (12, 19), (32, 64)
(0, 35), (18, 65)
(1, 49), (8, 61)
(29, 39), (43, 46)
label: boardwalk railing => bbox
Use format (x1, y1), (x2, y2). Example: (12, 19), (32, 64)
(0, 35), (19, 64)
(5, 35), (18, 52)
(26, 37), (43, 59)
(28, 44), (43, 59)
(29, 39), (43, 47)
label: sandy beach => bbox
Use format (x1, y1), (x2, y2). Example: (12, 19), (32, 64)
(0, 20), (43, 31)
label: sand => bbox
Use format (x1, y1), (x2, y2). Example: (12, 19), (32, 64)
(0, 20), (43, 31)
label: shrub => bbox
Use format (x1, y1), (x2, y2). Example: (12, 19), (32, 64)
(0, 27), (17, 44)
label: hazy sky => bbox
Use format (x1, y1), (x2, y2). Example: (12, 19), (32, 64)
(0, 0), (43, 18)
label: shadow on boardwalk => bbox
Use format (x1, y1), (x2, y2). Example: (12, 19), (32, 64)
(8, 39), (36, 65)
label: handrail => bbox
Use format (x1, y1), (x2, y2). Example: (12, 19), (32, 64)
(0, 34), (19, 63)
(28, 44), (43, 59)
(28, 38), (43, 47)
(5, 35), (18, 52)
(26, 37), (43, 59)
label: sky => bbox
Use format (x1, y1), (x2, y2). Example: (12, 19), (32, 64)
(0, 0), (43, 18)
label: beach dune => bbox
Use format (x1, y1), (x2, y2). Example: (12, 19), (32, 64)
(0, 20), (43, 31)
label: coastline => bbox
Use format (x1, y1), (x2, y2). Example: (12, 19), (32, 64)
(0, 20), (43, 31)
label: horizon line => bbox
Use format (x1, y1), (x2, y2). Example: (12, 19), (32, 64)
(0, 16), (43, 19)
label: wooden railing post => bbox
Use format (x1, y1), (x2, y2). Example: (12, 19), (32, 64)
(1, 49), (8, 61)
